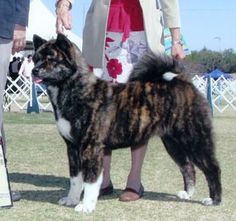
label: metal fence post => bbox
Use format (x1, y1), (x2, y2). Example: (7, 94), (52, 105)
(27, 81), (39, 113)
(207, 74), (213, 115)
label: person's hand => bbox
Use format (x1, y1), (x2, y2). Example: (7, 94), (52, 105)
(171, 43), (185, 60)
(12, 24), (26, 54)
(56, 0), (72, 33)
(169, 28), (186, 60)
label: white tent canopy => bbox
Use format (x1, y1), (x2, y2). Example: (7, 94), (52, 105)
(27, 0), (82, 49)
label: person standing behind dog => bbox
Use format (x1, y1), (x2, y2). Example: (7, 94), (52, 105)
(18, 54), (34, 80)
(55, 0), (185, 201)
(0, 0), (30, 202)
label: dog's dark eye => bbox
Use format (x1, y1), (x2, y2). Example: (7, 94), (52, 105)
(47, 57), (57, 63)
(47, 47), (58, 57)
(46, 51), (57, 62)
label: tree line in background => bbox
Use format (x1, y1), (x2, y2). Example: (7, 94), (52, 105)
(185, 48), (236, 74)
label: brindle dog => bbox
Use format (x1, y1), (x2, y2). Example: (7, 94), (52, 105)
(32, 34), (221, 213)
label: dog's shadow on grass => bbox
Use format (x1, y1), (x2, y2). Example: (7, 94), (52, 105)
(105, 190), (201, 205)
(9, 172), (201, 205)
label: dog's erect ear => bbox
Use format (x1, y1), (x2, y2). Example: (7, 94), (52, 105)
(55, 34), (72, 56)
(33, 35), (47, 51)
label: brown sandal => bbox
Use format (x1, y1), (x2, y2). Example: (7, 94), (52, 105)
(119, 184), (144, 202)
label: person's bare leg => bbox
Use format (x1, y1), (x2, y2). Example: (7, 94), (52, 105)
(119, 143), (148, 201)
(126, 143), (148, 191)
(101, 143), (148, 200)
(101, 153), (112, 188)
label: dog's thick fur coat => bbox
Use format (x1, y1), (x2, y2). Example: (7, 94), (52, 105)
(32, 34), (221, 213)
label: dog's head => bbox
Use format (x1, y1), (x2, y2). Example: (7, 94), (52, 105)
(32, 34), (89, 84)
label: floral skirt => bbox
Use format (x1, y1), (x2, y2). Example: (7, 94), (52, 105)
(94, 31), (148, 83)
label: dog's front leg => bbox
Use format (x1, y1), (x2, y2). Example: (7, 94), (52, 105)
(59, 142), (83, 206)
(74, 141), (104, 213)
(59, 172), (84, 206)
(74, 170), (103, 213)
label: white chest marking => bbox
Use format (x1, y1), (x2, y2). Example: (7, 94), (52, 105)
(56, 118), (72, 141)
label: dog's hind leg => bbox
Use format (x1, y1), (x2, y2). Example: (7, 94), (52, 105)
(161, 135), (196, 200)
(59, 142), (83, 206)
(190, 141), (222, 206)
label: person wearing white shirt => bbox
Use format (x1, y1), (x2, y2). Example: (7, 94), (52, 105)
(18, 54), (34, 79)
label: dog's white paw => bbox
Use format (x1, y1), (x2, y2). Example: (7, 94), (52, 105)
(58, 196), (80, 206)
(177, 191), (190, 200)
(74, 201), (96, 214)
(202, 198), (213, 206)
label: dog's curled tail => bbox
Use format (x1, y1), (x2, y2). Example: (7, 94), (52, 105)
(129, 52), (184, 83)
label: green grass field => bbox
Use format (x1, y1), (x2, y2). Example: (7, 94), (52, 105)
(0, 112), (235, 221)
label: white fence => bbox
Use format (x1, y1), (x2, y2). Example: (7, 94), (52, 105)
(3, 75), (236, 114)
(192, 75), (236, 113)
(4, 75), (52, 112)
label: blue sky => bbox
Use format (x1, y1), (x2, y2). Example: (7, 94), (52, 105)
(42, 0), (236, 52)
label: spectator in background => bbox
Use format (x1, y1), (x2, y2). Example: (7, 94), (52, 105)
(18, 54), (34, 80)
(9, 57), (21, 81)
(7, 56), (22, 92)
